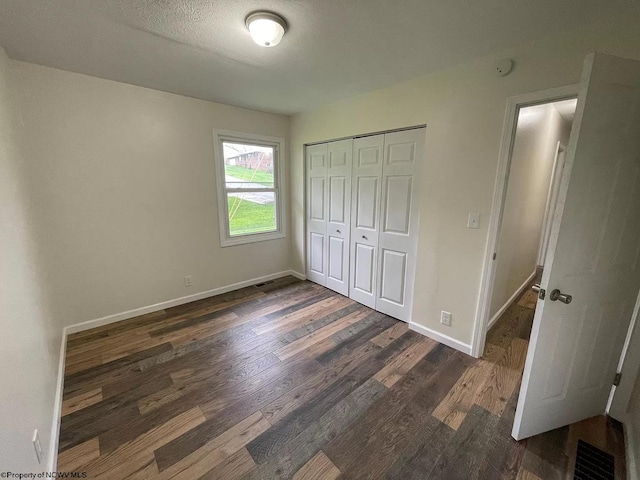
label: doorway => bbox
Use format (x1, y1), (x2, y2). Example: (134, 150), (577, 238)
(485, 98), (577, 347)
(471, 84), (580, 358)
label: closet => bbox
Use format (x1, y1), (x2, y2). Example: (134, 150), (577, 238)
(305, 127), (424, 322)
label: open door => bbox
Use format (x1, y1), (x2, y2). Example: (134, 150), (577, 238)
(513, 53), (640, 440)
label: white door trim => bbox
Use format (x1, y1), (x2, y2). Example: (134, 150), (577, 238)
(470, 84), (580, 359)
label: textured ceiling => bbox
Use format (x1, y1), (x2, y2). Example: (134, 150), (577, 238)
(0, 1), (638, 114)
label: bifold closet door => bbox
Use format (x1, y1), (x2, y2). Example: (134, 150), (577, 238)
(375, 128), (424, 322)
(306, 143), (328, 285)
(349, 134), (384, 309)
(325, 140), (353, 295)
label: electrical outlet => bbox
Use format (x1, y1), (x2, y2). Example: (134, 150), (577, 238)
(440, 310), (452, 326)
(32, 429), (42, 464)
(184, 275), (192, 287)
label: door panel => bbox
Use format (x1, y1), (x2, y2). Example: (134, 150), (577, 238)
(513, 53), (640, 440)
(309, 177), (325, 221)
(383, 176), (413, 234)
(380, 249), (407, 304)
(350, 135), (384, 308)
(326, 139), (353, 296)
(306, 144), (328, 285)
(354, 243), (376, 296)
(309, 232), (325, 276)
(375, 128), (425, 321)
(329, 177), (346, 223)
(328, 236), (345, 281)
(355, 177), (379, 229)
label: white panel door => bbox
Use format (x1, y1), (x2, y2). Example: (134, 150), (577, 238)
(350, 135), (384, 308)
(306, 143), (328, 285)
(326, 139), (353, 296)
(376, 128), (425, 322)
(513, 53), (640, 440)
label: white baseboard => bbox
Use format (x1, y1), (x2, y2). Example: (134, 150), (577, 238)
(66, 270), (305, 335)
(487, 269), (537, 330)
(409, 322), (473, 356)
(625, 419), (639, 480)
(48, 269), (306, 468)
(48, 328), (68, 473)
(289, 270), (307, 281)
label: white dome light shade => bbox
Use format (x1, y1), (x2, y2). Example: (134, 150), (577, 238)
(245, 12), (287, 47)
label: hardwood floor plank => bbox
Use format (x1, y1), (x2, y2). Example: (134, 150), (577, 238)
(274, 308), (369, 360)
(137, 384), (186, 416)
(57, 437), (100, 472)
(154, 357), (323, 472)
(370, 321), (410, 348)
(259, 340), (383, 426)
(373, 337), (437, 388)
(516, 468), (544, 480)
(293, 451), (341, 480)
(62, 342), (174, 399)
(487, 304), (532, 350)
(252, 296), (353, 336)
(517, 289), (538, 310)
(64, 355), (103, 376)
(255, 377), (387, 479)
(384, 416), (456, 480)
(282, 303), (364, 343)
(61, 388), (103, 417)
(476, 381), (526, 480)
(476, 337), (528, 416)
(246, 349), (388, 465)
(67, 310), (167, 343)
(521, 426), (569, 480)
(317, 327), (417, 370)
(59, 374), (174, 452)
(326, 348), (468, 479)
(82, 406), (206, 479)
(327, 309), (386, 342)
(155, 411), (269, 479)
(198, 447), (257, 480)
(428, 405), (500, 480)
(431, 344), (504, 430)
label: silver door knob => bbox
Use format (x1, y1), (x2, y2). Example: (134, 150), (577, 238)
(549, 289), (572, 304)
(362, 235), (368, 240)
(336, 229), (341, 234)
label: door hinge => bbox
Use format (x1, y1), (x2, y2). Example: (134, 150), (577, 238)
(613, 372), (622, 386)
(492, 253), (497, 260)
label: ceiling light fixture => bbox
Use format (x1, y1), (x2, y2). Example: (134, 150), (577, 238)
(245, 12), (287, 48)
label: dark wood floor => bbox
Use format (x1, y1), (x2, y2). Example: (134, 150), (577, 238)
(57, 276), (626, 479)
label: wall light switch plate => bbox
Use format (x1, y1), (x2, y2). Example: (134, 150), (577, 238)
(440, 311), (452, 326)
(468, 213), (480, 229)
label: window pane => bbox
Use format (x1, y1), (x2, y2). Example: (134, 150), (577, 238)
(227, 192), (277, 236)
(223, 142), (274, 189)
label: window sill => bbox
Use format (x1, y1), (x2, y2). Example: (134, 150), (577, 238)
(220, 230), (286, 247)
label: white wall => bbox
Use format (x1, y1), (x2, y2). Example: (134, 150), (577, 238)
(0, 48), (61, 472)
(290, 14), (640, 346)
(10, 61), (292, 329)
(489, 104), (570, 319)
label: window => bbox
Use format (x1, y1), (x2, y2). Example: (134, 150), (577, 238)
(213, 130), (286, 246)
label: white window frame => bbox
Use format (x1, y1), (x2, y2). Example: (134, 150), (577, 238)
(213, 129), (286, 247)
